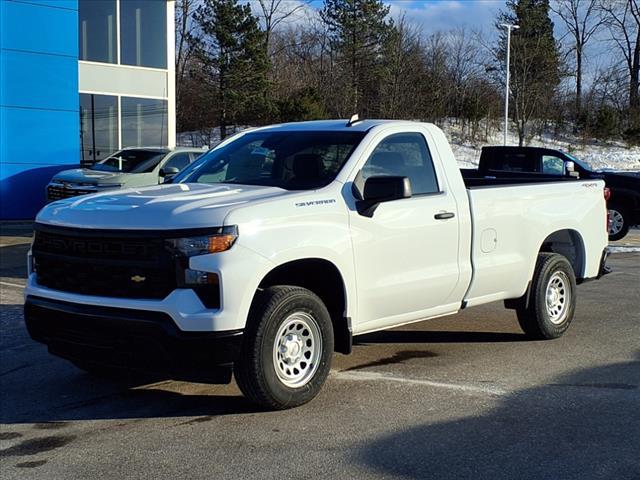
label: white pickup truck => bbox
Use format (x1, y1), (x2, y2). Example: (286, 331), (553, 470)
(25, 120), (609, 409)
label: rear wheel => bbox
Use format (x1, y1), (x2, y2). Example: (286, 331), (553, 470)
(516, 253), (576, 340)
(234, 286), (334, 410)
(608, 204), (629, 241)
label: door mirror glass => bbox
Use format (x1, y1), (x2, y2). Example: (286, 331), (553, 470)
(357, 176), (412, 217)
(159, 166), (180, 178)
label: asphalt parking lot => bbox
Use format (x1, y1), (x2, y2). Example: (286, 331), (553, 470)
(1, 225), (638, 479)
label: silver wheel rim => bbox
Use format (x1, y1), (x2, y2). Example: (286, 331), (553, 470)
(546, 271), (570, 325)
(273, 312), (322, 388)
(608, 209), (624, 235)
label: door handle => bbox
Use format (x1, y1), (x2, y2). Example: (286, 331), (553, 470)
(434, 211), (455, 220)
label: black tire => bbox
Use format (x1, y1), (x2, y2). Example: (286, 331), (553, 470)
(608, 204), (630, 241)
(516, 253), (576, 340)
(234, 286), (334, 410)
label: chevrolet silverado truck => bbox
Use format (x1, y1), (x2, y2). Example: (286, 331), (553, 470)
(25, 120), (609, 410)
(471, 146), (640, 241)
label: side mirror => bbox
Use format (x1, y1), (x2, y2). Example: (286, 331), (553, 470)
(159, 166), (180, 180)
(356, 176), (412, 217)
(565, 161), (579, 178)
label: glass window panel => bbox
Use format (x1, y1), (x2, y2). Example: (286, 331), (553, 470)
(120, 0), (167, 69)
(362, 133), (439, 195)
(121, 97), (168, 147)
(163, 153), (192, 171)
(80, 93), (119, 165)
(78, 0), (116, 63)
(542, 155), (565, 175)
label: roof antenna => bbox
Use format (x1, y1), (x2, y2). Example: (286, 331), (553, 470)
(346, 114), (362, 127)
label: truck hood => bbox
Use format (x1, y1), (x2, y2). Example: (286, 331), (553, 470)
(51, 168), (131, 185)
(36, 183), (290, 230)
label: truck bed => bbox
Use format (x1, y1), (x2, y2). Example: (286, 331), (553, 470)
(462, 178), (607, 307)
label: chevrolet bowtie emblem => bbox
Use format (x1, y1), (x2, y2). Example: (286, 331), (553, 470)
(130, 275), (146, 283)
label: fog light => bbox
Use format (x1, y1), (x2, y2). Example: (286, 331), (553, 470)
(181, 270), (220, 309)
(184, 269), (218, 285)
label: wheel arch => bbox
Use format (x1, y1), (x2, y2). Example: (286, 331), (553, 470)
(254, 258), (352, 354)
(538, 228), (586, 281)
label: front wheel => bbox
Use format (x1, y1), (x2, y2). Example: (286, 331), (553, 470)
(234, 286), (334, 410)
(516, 253), (576, 340)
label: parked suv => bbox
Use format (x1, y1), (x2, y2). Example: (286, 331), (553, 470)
(46, 147), (206, 202)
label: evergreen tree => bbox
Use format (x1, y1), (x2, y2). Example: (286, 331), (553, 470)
(496, 0), (562, 145)
(194, 0), (270, 139)
(321, 0), (393, 116)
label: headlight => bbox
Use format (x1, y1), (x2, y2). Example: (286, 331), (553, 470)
(166, 226), (238, 257)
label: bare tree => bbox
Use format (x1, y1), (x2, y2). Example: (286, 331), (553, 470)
(379, 15), (423, 119)
(255, 0), (311, 54)
(599, 0), (640, 117)
(176, 0), (198, 88)
(175, 0), (199, 132)
(551, 0), (603, 116)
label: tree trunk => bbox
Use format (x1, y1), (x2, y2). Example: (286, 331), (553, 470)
(518, 119), (525, 147)
(576, 47), (583, 117)
(630, 30), (640, 114)
(219, 58), (227, 140)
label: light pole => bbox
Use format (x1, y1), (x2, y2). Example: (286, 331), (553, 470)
(501, 23), (519, 146)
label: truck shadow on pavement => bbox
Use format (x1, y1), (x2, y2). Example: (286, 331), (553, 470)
(0, 304), (259, 424)
(356, 354), (640, 480)
(356, 330), (528, 345)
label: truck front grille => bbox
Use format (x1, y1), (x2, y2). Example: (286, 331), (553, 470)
(47, 185), (95, 201)
(32, 226), (177, 300)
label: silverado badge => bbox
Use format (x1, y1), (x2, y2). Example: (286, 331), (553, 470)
(130, 275), (146, 283)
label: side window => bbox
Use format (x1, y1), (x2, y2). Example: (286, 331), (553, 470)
(542, 155), (565, 175)
(487, 153), (537, 172)
(163, 153), (192, 172)
(361, 133), (439, 195)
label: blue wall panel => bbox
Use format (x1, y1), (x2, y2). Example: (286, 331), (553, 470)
(9, 0), (77, 10)
(1, 1), (78, 57)
(1, 107), (80, 164)
(0, 0), (79, 220)
(1, 50), (78, 111)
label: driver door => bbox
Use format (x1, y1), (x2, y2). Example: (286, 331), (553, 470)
(348, 131), (462, 332)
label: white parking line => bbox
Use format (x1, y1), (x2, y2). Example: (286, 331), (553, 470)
(333, 370), (507, 396)
(0, 281), (25, 289)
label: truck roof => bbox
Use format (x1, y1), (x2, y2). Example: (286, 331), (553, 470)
(257, 119), (419, 133)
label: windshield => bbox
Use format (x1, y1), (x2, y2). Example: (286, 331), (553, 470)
(90, 149), (168, 173)
(175, 131), (366, 190)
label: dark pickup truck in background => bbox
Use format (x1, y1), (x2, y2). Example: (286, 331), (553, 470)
(469, 146), (640, 241)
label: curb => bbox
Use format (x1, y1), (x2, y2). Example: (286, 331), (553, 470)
(607, 246), (640, 254)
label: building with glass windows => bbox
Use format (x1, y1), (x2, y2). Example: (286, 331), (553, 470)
(0, 0), (175, 219)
